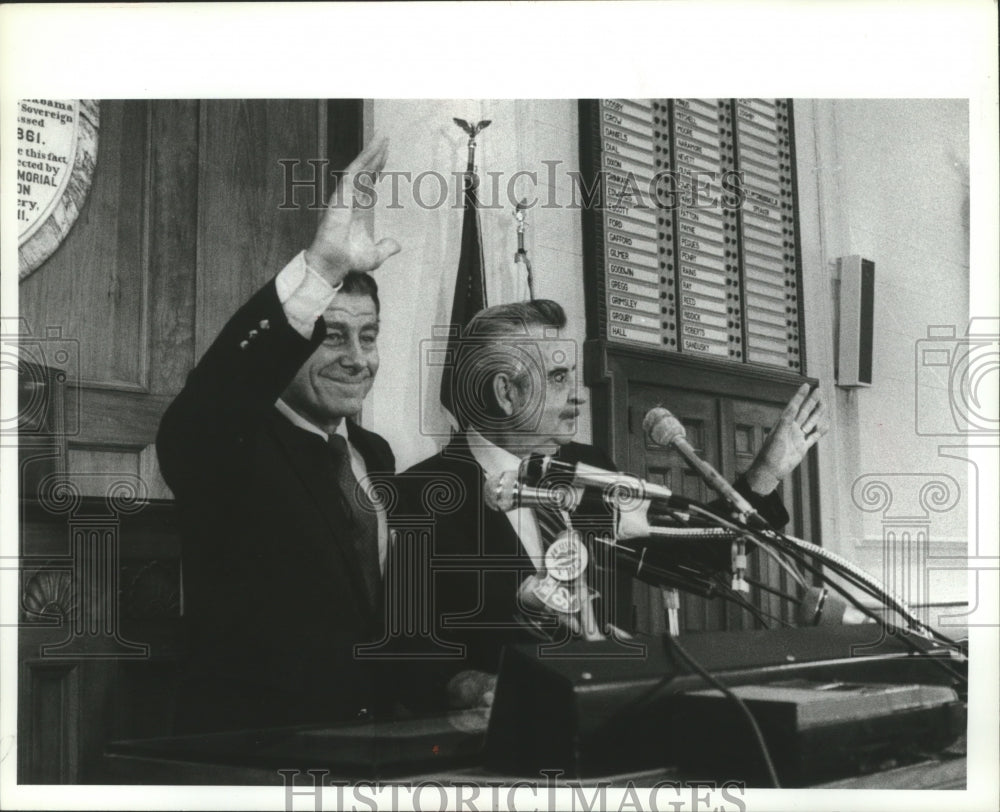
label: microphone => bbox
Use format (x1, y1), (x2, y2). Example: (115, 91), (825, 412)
(521, 454), (684, 506)
(642, 407), (765, 526)
(484, 470), (580, 513)
(482, 472), (605, 641)
(483, 471), (580, 513)
(798, 586), (876, 626)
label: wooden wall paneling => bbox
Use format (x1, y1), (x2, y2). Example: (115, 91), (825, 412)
(66, 447), (139, 484)
(19, 656), (80, 783)
(326, 99), (365, 177)
(730, 397), (820, 624)
(70, 388), (174, 498)
(76, 389), (173, 447)
(19, 499), (183, 782)
(195, 100), (323, 358)
(18, 100), (151, 392)
(586, 343), (814, 464)
(20, 653), (120, 783)
(76, 659), (123, 782)
(627, 386), (721, 504)
(148, 100), (200, 397)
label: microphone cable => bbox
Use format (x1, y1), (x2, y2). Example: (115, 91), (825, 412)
(776, 530), (967, 654)
(689, 504), (901, 631)
(712, 572), (796, 630)
(687, 504), (968, 685)
(595, 626), (781, 787)
(665, 634), (782, 788)
(759, 534), (968, 687)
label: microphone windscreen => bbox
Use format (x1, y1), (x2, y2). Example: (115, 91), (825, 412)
(483, 471), (519, 512)
(643, 407), (686, 447)
(798, 586), (848, 626)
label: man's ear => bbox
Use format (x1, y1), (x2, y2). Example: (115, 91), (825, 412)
(492, 372), (518, 417)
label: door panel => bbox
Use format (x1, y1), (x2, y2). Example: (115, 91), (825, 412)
(624, 384), (809, 634)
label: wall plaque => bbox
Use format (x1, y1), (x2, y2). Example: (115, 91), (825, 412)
(17, 99), (100, 279)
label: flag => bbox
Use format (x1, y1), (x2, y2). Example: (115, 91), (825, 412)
(509, 252), (532, 303)
(440, 119), (490, 427)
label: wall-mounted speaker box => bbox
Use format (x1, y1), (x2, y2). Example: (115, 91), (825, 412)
(837, 255), (875, 387)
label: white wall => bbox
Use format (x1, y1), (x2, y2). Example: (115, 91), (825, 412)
(367, 99), (589, 472)
(795, 99), (970, 610)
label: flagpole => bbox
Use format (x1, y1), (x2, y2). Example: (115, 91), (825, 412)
(514, 198), (535, 300)
(440, 118), (492, 428)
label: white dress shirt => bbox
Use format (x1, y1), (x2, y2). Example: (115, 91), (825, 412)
(466, 429), (548, 572)
(274, 250), (341, 338)
(273, 253), (388, 573)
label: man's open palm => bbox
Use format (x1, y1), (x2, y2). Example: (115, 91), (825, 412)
(305, 137), (401, 282)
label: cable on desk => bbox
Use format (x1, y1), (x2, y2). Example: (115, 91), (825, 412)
(665, 635), (782, 789)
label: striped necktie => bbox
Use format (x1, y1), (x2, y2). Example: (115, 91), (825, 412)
(534, 504), (568, 551)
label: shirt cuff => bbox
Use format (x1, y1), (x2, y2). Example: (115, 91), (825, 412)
(274, 251), (341, 338)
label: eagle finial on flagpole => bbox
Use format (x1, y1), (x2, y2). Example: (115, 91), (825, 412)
(453, 118), (492, 173)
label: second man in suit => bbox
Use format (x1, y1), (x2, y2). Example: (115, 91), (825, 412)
(392, 298), (829, 710)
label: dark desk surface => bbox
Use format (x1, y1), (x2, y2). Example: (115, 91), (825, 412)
(101, 709), (966, 789)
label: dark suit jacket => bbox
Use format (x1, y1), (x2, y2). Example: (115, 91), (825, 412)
(157, 280), (395, 733)
(391, 433), (788, 710)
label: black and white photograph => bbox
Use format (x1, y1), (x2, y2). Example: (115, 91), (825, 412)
(1, 3), (997, 811)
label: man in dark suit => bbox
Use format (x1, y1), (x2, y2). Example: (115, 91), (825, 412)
(393, 298), (829, 710)
(157, 139), (401, 733)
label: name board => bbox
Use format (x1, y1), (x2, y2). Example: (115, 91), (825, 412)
(583, 99), (802, 372)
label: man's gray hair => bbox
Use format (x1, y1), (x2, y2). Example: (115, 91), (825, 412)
(464, 299), (566, 339)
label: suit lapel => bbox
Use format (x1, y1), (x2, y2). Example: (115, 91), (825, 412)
(267, 411), (378, 626)
(445, 435), (533, 564)
(346, 420), (392, 474)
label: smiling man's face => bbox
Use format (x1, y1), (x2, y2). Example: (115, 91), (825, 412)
(282, 292), (379, 432)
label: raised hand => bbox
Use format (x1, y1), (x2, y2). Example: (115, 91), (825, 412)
(304, 137), (401, 284)
(745, 383), (831, 494)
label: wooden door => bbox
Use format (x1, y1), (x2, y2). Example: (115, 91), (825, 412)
(625, 384), (810, 635)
